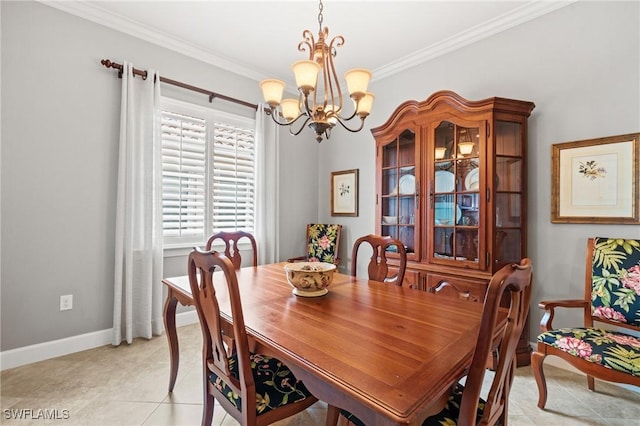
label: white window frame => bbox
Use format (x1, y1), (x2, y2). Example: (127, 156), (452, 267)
(160, 97), (256, 250)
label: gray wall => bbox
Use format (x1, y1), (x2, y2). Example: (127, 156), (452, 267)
(0, 1), (318, 351)
(2, 0), (639, 353)
(318, 1), (640, 337)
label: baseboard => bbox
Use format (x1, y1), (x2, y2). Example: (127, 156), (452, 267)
(0, 310), (199, 371)
(174, 309), (199, 328)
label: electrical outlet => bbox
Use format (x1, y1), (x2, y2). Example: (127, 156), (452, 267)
(60, 294), (73, 311)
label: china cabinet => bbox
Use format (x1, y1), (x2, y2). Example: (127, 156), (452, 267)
(373, 90), (535, 366)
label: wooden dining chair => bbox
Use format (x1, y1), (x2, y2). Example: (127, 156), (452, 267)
(351, 234), (407, 285)
(188, 248), (318, 426)
(206, 230), (258, 269)
(532, 237), (640, 409)
(333, 258), (533, 426)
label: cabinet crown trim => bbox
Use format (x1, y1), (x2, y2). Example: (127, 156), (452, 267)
(371, 90), (535, 137)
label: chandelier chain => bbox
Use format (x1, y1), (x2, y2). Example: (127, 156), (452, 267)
(317, 0), (324, 32)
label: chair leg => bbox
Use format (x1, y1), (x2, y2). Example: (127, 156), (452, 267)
(587, 374), (595, 391)
(201, 373), (215, 426)
(531, 351), (548, 409)
(326, 404), (340, 426)
(202, 392), (214, 426)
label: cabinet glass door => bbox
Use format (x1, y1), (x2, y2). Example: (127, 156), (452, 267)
(431, 121), (481, 266)
(380, 129), (417, 257)
(494, 120), (524, 266)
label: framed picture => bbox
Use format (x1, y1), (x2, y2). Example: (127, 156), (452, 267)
(551, 133), (639, 224)
(331, 169), (359, 216)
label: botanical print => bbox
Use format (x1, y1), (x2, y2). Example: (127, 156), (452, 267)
(570, 152), (617, 206)
(334, 174), (355, 212)
(578, 160), (607, 180)
(339, 182), (351, 196)
(332, 169), (358, 215)
(553, 136), (638, 222)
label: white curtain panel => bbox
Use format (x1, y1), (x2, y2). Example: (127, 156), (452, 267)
(255, 104), (279, 264)
(113, 62), (164, 345)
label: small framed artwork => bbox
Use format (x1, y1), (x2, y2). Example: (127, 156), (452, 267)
(551, 133), (639, 224)
(331, 169), (359, 217)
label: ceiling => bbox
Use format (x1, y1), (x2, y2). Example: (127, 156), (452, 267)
(45, 1), (575, 87)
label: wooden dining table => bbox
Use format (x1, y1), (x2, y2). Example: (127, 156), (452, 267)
(162, 262), (489, 426)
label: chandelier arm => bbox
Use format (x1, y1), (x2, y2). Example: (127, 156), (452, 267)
(334, 115), (366, 133)
(327, 36), (345, 113)
(321, 65), (331, 112)
(329, 94), (363, 122)
(333, 98), (359, 122)
(266, 108), (308, 127)
(288, 116), (313, 136)
(299, 91), (314, 117)
(298, 30), (316, 59)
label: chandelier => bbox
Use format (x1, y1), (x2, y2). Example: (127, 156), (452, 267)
(259, 0), (374, 143)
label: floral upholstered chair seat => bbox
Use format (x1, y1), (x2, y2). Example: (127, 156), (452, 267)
(421, 383), (485, 426)
(537, 327), (640, 376)
(210, 352), (312, 415)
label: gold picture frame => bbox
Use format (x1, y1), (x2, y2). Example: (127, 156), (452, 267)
(551, 133), (639, 224)
(331, 169), (359, 217)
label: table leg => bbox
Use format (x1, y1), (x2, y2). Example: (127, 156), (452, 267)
(163, 289), (180, 392)
(326, 405), (340, 426)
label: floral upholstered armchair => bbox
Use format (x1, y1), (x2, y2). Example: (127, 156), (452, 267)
(532, 237), (640, 409)
(287, 224), (342, 265)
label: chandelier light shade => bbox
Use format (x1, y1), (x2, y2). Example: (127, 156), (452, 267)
(458, 141), (475, 155)
(259, 0), (374, 142)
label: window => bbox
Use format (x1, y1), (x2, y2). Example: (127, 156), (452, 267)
(160, 98), (256, 247)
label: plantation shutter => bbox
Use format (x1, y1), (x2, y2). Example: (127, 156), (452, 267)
(161, 110), (206, 244)
(211, 119), (256, 233)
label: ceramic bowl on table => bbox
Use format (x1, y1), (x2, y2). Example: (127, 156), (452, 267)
(283, 262), (336, 297)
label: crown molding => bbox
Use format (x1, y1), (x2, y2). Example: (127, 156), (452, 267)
(40, 0), (577, 84)
(38, 0), (267, 82)
(373, 0), (578, 80)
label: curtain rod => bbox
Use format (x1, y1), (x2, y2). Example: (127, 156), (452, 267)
(100, 59), (258, 110)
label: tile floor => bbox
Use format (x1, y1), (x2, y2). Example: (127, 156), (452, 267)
(1, 323), (639, 425)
